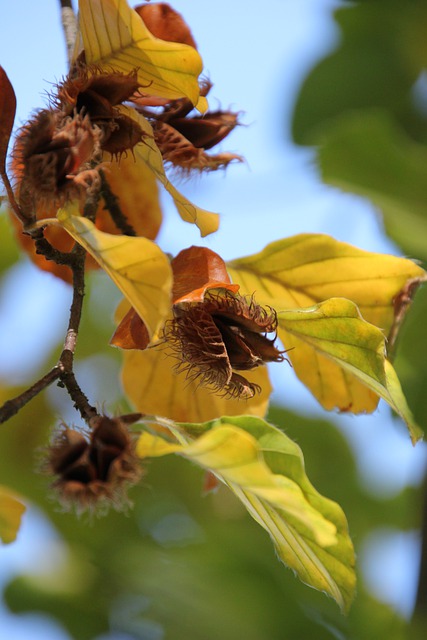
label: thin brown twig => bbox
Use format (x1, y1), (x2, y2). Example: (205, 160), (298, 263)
(0, 241), (97, 424)
(0, 170), (33, 227)
(0, 184), (103, 425)
(54, 188), (101, 422)
(0, 367), (63, 424)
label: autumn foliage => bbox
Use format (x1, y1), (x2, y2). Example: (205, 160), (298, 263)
(0, 0), (425, 618)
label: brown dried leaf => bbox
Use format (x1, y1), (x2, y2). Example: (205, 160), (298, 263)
(0, 67), (17, 173)
(111, 305), (150, 350)
(172, 246), (239, 303)
(134, 3), (197, 48)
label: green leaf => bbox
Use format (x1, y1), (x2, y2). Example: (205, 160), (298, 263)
(0, 485), (26, 544)
(278, 297), (386, 384)
(278, 298), (423, 443)
(137, 415), (356, 612)
(55, 205), (173, 341)
(78, 0), (203, 105)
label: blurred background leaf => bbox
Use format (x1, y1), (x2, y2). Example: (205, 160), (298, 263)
(292, 0), (427, 268)
(291, 0), (427, 634)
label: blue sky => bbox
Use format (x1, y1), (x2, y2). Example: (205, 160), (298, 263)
(0, 1), (426, 636)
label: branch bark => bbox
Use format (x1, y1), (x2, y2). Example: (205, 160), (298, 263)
(0, 367), (62, 423)
(59, 0), (78, 66)
(0, 187), (102, 425)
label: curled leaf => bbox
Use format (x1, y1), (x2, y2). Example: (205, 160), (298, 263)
(171, 245), (238, 302)
(134, 3), (197, 48)
(122, 106), (219, 236)
(278, 298), (423, 442)
(137, 416), (356, 612)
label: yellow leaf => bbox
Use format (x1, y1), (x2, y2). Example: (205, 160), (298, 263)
(137, 416), (356, 611)
(97, 153), (162, 241)
(78, 0), (203, 104)
(228, 234), (426, 413)
(121, 345), (271, 422)
(56, 205), (172, 340)
(121, 106), (219, 236)
(0, 485), (26, 544)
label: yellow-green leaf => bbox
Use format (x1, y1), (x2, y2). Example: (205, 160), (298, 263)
(137, 415), (356, 611)
(56, 205), (172, 340)
(121, 345), (271, 422)
(227, 233), (425, 414)
(278, 298), (423, 442)
(279, 297), (386, 379)
(121, 106), (219, 236)
(0, 485), (26, 544)
(78, 0), (203, 104)
(382, 360), (423, 444)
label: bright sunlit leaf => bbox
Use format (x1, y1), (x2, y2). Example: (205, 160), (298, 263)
(278, 298), (423, 442)
(228, 234), (426, 415)
(137, 415), (356, 611)
(121, 106), (219, 236)
(78, 0), (203, 104)
(56, 205), (172, 340)
(121, 347), (271, 422)
(0, 485), (26, 544)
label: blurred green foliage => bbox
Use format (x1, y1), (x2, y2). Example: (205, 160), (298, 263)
(292, 0), (427, 266)
(292, 1), (427, 634)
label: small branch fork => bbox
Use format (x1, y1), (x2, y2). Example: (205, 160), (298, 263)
(0, 234), (97, 425)
(0, 190), (101, 426)
(0, 0), (134, 425)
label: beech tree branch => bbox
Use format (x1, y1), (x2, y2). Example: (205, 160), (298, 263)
(0, 186), (102, 425)
(59, 0), (78, 66)
(0, 170), (33, 228)
(0, 367), (62, 423)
